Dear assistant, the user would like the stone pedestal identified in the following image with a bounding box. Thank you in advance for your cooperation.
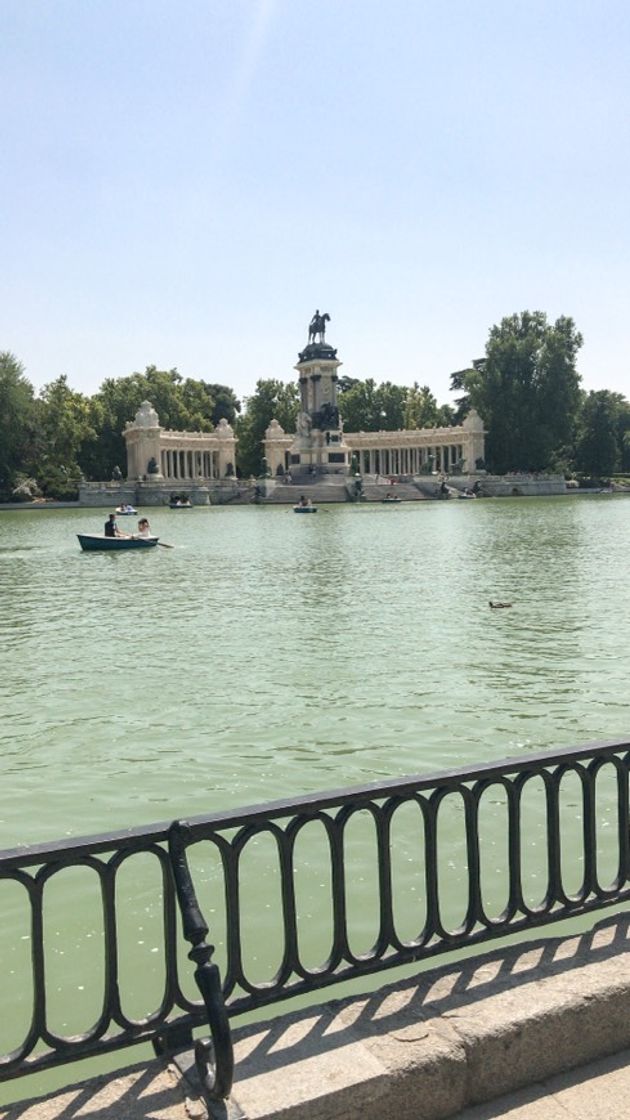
[289,343,351,477]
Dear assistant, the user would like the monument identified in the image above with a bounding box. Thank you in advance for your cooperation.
[263,313,487,484]
[284,311,352,477]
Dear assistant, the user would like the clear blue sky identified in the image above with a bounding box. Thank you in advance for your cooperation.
[2,0,629,406]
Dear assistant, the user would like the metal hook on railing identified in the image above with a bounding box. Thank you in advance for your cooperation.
[168,820,234,1102]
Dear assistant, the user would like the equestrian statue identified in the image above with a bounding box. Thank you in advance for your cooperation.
[308,310,330,345]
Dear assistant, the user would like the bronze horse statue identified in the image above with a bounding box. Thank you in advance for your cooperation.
[308,311,330,344]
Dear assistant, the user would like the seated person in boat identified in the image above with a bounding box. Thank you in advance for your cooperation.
[299,494,312,507]
[104,513,122,537]
[135,517,151,538]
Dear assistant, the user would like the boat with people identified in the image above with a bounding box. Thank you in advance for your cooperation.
[381,496,401,503]
[77,534,159,552]
[169,497,193,509]
[115,505,137,515]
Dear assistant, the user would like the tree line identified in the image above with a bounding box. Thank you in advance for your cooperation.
[2,310,629,499]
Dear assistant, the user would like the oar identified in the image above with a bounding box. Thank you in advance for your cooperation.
[127,533,175,549]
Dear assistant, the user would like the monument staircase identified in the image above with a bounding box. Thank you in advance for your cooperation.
[262,478,350,504]
[359,476,430,502]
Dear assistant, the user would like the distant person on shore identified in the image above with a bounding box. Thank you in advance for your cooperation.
[136,518,151,538]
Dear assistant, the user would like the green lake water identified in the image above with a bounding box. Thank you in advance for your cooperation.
[1,496,629,1100]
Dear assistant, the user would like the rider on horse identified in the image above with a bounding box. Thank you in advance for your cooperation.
[308,310,330,344]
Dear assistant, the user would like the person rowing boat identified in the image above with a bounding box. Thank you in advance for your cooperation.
[104,512,128,539]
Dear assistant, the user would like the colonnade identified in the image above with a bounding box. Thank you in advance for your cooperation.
[352,443,465,476]
[160,448,220,481]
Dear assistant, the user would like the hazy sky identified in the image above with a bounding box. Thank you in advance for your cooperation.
[3,0,629,406]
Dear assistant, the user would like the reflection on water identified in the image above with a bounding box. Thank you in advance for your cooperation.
[1,498,629,846]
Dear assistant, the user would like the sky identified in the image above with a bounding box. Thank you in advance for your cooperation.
[2,0,629,407]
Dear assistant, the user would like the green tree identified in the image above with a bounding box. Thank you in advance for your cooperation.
[338,378,407,431]
[575,391,630,477]
[0,352,36,493]
[82,368,241,481]
[34,376,96,497]
[404,383,448,429]
[205,383,241,426]
[375,381,406,429]
[451,312,583,473]
[236,379,299,477]
[338,378,380,431]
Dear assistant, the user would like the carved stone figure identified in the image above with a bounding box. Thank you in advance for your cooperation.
[296,411,312,437]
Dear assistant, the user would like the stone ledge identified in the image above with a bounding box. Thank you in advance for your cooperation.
[227,912,630,1120]
[5,913,630,1120]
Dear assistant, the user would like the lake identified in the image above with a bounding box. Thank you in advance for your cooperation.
[1,495,629,1100]
[1,497,628,847]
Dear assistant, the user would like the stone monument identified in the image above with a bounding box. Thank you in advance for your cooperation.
[285,311,351,477]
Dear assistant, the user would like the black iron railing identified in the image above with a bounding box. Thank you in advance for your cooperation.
[1,737,630,1102]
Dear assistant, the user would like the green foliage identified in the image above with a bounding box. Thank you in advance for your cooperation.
[205,383,241,426]
[79,368,241,482]
[404,383,454,429]
[338,378,454,434]
[575,391,630,477]
[451,312,583,473]
[0,352,36,491]
[236,379,299,477]
[338,378,407,431]
[35,375,95,478]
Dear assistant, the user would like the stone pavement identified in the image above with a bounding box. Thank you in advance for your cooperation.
[456,1046,630,1118]
[0,1060,206,1120]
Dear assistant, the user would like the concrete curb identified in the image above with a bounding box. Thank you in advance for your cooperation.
[5,914,630,1120]
[225,913,630,1119]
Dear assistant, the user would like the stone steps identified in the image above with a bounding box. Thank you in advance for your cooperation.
[263,483,350,504]
[360,481,428,502]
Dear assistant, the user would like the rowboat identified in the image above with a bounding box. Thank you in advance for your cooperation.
[294,506,317,513]
[77,534,159,552]
[169,501,193,509]
[381,497,401,504]
[115,506,137,515]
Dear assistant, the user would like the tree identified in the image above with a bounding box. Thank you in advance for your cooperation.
[236,379,299,477]
[375,381,406,430]
[34,376,96,497]
[338,378,407,432]
[575,391,630,478]
[205,383,241,426]
[0,352,36,493]
[338,378,380,431]
[451,312,583,473]
[404,383,455,429]
[81,368,241,481]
